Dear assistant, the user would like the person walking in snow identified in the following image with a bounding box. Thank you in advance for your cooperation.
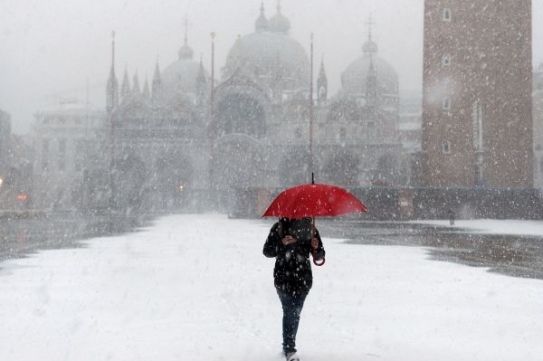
[263,217,326,361]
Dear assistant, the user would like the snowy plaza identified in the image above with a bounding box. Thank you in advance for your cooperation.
[1,214,542,361]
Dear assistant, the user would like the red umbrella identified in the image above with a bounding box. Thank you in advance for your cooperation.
[262,183,367,219]
[263,182,366,266]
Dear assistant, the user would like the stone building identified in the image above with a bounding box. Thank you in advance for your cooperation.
[19,1,404,217]
[106,29,209,212]
[533,63,543,191]
[0,109,11,207]
[422,0,533,188]
[31,99,105,210]
[100,2,405,214]
[0,109,10,177]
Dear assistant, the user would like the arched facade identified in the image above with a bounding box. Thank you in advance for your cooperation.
[101,3,405,213]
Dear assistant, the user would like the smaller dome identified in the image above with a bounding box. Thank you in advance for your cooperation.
[341,38,398,96]
[268,14,290,33]
[362,39,378,55]
[224,31,309,89]
[162,56,208,95]
[255,3,268,32]
[178,43,194,60]
[268,4,290,34]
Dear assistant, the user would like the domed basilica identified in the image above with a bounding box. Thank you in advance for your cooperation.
[105,2,404,212]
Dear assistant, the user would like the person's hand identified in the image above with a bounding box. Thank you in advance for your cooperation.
[311,237,319,249]
[281,235,297,246]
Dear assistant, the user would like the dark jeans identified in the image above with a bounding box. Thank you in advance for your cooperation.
[277,289,308,354]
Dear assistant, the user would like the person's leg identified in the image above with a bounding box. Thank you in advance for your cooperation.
[277,290,308,355]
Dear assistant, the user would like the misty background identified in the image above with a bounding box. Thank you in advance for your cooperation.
[2,0,543,134]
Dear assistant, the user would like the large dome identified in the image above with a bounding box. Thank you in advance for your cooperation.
[161,41,207,95]
[223,5,309,91]
[341,39,399,96]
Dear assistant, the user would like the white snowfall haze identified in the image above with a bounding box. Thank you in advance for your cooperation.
[1,214,542,361]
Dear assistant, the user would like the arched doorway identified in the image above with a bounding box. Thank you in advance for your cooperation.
[210,135,262,213]
[154,155,194,211]
[114,154,147,211]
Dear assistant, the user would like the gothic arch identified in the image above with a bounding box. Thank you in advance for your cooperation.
[153,153,195,209]
[214,73,272,139]
[114,153,147,209]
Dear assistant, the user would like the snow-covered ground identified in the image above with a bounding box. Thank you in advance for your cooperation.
[1,214,542,361]
[412,219,543,236]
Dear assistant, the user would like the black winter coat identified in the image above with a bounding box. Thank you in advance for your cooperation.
[263,220,325,294]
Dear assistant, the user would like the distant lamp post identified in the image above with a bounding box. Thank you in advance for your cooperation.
[0,178,3,188]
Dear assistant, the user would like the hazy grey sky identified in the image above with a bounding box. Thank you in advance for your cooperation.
[1,0,543,134]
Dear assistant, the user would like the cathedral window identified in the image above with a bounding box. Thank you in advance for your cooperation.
[442,54,451,66]
[442,8,451,22]
[442,141,451,154]
[42,139,49,170]
[442,97,451,111]
[340,127,346,141]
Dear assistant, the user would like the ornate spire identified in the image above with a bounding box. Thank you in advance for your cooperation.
[152,58,162,99]
[106,31,119,112]
[178,14,194,60]
[255,1,268,32]
[184,13,188,46]
[363,15,378,55]
[196,54,207,106]
[197,54,207,85]
[317,55,328,104]
[268,0,290,34]
[121,67,130,99]
[366,53,378,107]
[132,71,141,96]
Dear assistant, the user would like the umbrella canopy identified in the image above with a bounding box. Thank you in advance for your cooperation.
[262,183,367,219]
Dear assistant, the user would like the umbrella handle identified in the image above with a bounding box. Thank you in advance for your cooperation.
[310,218,325,266]
[311,249,325,266]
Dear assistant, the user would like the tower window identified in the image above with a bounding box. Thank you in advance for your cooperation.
[442,141,451,154]
[42,139,49,170]
[442,8,452,21]
[442,54,451,66]
[58,139,67,171]
[442,97,451,111]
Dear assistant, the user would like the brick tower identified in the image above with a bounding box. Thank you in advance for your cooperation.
[422,0,533,188]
